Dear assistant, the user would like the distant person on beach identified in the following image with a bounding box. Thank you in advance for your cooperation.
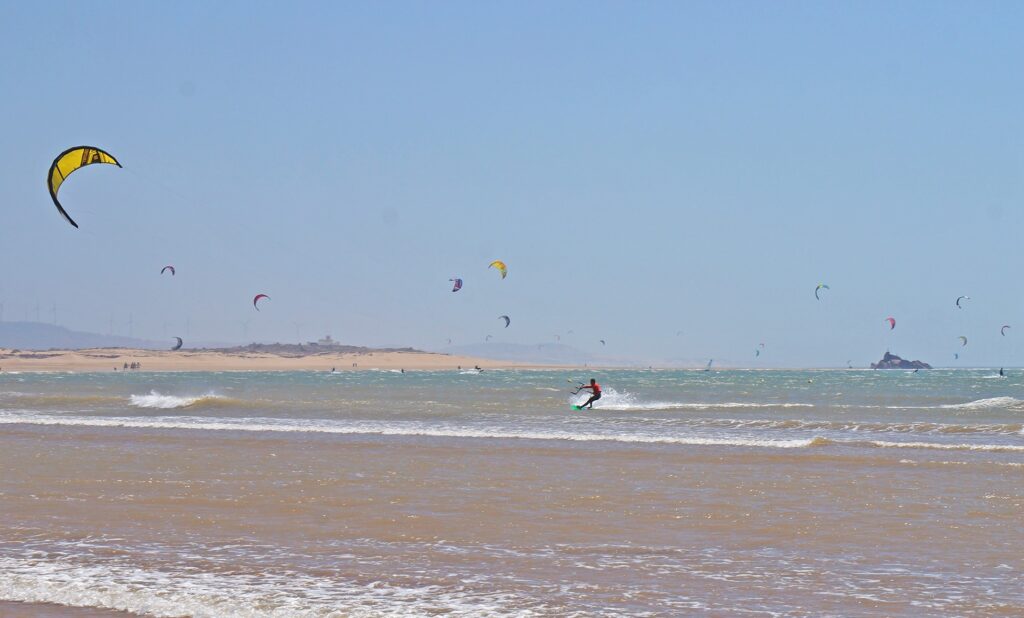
[577,378,602,409]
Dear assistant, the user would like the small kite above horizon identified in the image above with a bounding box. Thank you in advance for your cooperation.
[48,146,122,228]
[485,335,492,341]
[161,265,176,276]
[499,315,510,328]
[171,337,183,351]
[1002,325,1011,336]
[815,284,830,300]
[253,294,270,311]
[955,295,971,309]
[886,317,896,330]
[958,336,968,347]
[599,339,606,346]
[489,260,508,279]
[450,278,463,292]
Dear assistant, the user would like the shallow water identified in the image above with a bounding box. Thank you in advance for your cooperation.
[0,369,1021,616]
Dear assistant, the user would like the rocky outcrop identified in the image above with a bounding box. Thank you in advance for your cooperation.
[871,351,931,370]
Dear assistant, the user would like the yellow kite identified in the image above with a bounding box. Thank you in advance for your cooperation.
[47,146,122,228]
[489,260,507,279]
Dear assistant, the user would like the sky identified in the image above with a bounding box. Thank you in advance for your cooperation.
[0,1,1022,366]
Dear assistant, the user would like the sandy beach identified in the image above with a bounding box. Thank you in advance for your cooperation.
[0,347,547,373]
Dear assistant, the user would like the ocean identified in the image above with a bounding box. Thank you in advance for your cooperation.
[0,369,1020,616]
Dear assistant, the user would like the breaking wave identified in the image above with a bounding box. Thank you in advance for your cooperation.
[574,389,813,411]
[129,392,245,410]
[0,412,819,449]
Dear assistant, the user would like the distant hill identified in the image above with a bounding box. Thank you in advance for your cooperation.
[0,322,168,351]
[210,342,427,357]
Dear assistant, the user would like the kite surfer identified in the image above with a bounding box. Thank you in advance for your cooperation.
[575,378,602,409]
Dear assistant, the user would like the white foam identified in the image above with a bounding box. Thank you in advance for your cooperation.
[940,396,1024,410]
[0,554,534,617]
[890,397,1024,411]
[0,412,816,450]
[866,440,1024,453]
[129,391,220,409]
[573,388,813,411]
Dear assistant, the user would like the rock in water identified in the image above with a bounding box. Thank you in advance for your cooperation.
[871,352,931,370]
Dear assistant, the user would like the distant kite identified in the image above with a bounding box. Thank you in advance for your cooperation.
[161,265,176,276]
[485,335,492,341]
[815,284,830,300]
[955,295,970,309]
[1002,325,1011,336]
[253,294,270,311]
[450,278,463,292]
[886,317,896,330]
[489,260,508,279]
[958,336,968,347]
[499,315,510,328]
[599,339,606,346]
[48,146,122,228]
[171,337,183,351]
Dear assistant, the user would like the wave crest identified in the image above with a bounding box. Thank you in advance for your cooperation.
[574,389,813,411]
[129,391,227,410]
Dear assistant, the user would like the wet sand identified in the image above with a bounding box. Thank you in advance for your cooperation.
[0,600,135,616]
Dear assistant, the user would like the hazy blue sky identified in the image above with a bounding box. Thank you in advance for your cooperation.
[1,2,1022,366]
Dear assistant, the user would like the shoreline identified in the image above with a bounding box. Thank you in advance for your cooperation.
[0,600,137,616]
[0,347,562,373]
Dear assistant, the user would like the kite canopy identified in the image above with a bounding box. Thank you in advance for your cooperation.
[599,339,606,346]
[450,278,463,292]
[489,260,508,279]
[955,295,970,309]
[958,336,968,347]
[47,146,122,228]
[485,335,492,341]
[161,265,176,276]
[171,337,183,351]
[499,315,510,328]
[886,317,896,330]
[815,283,830,300]
[253,294,270,311]
[1002,325,1011,336]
